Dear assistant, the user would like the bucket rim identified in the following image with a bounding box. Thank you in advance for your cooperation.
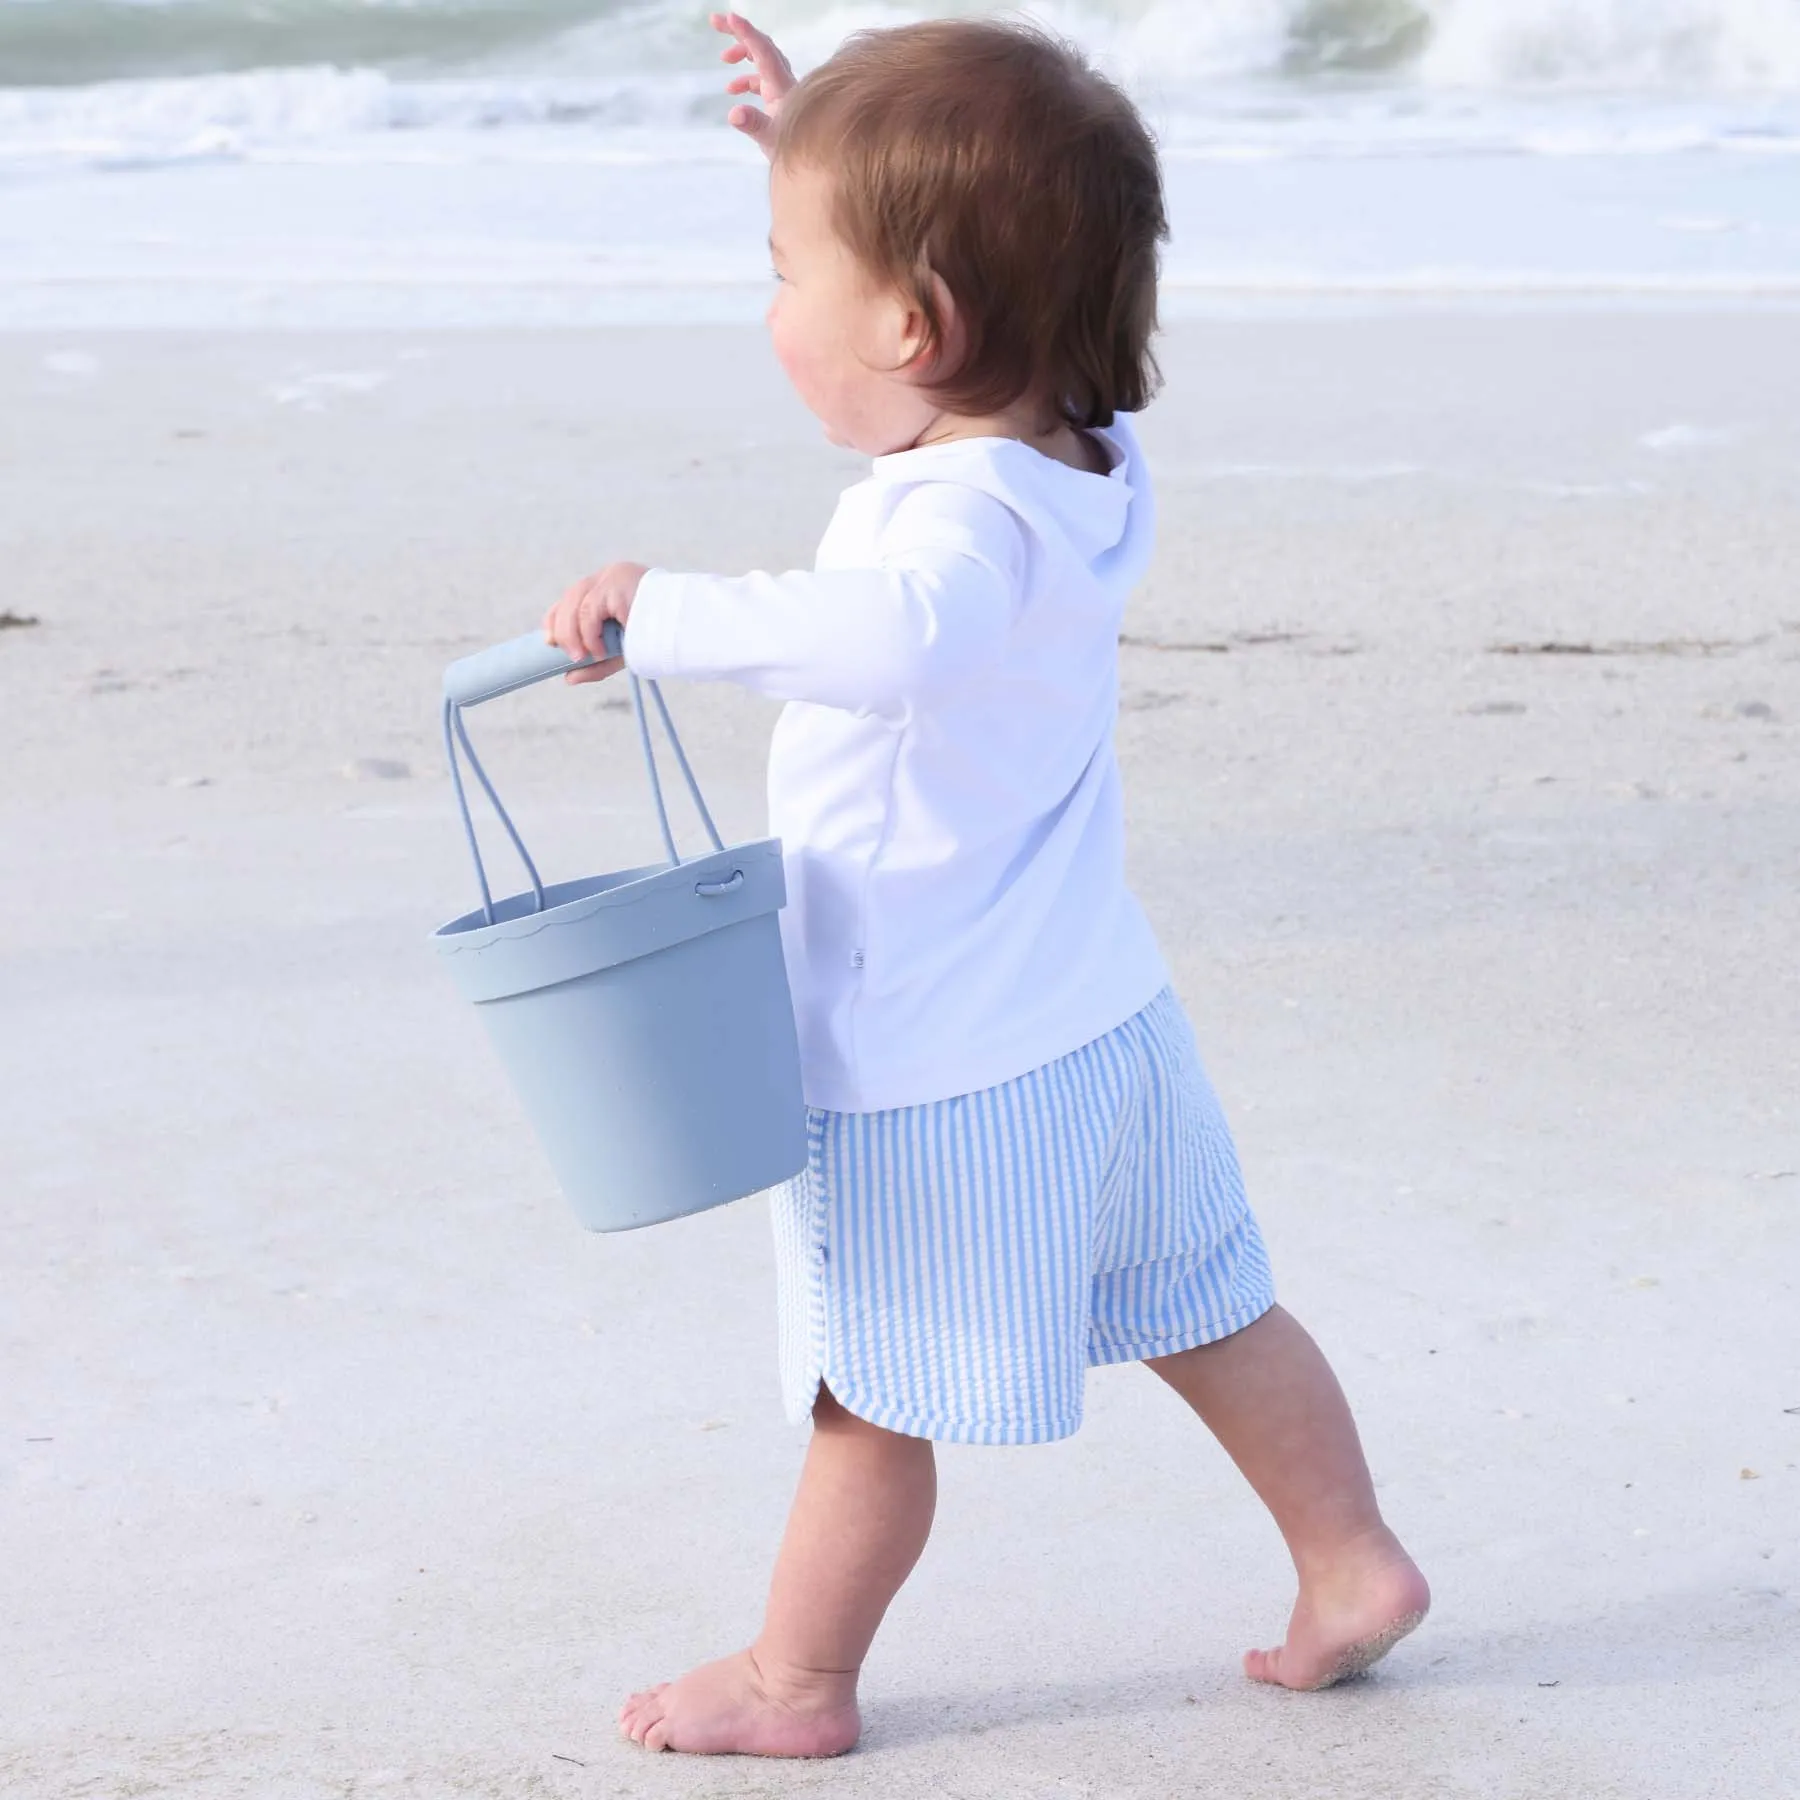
[430,836,782,957]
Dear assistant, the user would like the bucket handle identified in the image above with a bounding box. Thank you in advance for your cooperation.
[442,621,726,926]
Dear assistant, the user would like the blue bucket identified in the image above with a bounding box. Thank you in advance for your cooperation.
[430,625,806,1232]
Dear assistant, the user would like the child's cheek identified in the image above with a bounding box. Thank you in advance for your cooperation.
[769,303,832,430]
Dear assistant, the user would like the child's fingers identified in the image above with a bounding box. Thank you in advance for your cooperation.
[731,16,772,54]
[543,601,577,656]
[549,565,642,665]
[546,576,598,653]
[725,14,793,86]
[713,14,751,62]
[576,596,614,662]
[727,73,761,95]
[546,583,593,658]
[730,104,773,146]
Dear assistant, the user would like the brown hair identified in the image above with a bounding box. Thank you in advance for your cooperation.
[774,18,1167,429]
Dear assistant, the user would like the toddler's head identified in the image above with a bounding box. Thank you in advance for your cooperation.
[766,19,1167,457]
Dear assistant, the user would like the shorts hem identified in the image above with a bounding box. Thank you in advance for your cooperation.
[1085,1286,1277,1369]
[793,1370,1083,1447]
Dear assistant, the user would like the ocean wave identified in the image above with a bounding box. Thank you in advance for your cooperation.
[3,0,1798,176]
[0,63,735,171]
[7,62,1795,177]
[6,0,1800,92]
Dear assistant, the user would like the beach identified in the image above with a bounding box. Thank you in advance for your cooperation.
[3,313,1797,1795]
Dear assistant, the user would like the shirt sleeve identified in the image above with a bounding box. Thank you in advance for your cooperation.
[621,482,1026,721]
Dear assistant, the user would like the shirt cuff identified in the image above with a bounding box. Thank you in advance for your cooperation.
[622,569,685,678]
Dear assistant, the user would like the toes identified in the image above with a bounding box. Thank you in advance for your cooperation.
[1244,1642,1338,1692]
[619,1684,670,1746]
[1246,1644,1309,1688]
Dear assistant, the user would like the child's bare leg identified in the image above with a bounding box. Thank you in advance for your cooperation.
[619,1384,935,1755]
[1147,1305,1430,1690]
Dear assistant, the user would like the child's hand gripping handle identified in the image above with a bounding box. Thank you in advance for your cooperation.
[442,621,621,708]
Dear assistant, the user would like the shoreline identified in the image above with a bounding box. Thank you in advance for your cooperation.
[8,289,1800,332]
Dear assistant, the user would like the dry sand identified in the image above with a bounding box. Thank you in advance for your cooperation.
[3,315,1797,1797]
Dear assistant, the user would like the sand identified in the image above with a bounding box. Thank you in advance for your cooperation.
[3,315,1797,1797]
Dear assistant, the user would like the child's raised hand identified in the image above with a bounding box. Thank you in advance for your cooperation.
[711,11,796,156]
[543,561,648,685]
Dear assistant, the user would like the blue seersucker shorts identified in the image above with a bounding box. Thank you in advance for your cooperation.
[770,987,1276,1445]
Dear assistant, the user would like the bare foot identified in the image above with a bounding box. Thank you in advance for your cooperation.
[1245,1530,1431,1691]
[617,1648,861,1757]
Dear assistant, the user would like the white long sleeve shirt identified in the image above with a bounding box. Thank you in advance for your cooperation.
[623,417,1169,1114]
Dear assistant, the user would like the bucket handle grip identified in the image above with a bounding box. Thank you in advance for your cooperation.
[442,621,726,927]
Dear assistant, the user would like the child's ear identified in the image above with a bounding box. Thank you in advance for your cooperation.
[897,271,961,383]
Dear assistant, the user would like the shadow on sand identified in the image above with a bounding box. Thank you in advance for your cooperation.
[866,1579,1795,1749]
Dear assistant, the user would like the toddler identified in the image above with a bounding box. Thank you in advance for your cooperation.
[544,10,1429,1758]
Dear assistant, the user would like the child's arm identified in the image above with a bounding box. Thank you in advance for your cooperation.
[545,486,1026,721]
[627,557,1010,719]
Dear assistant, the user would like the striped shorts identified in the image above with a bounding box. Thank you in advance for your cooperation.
[770,987,1275,1445]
